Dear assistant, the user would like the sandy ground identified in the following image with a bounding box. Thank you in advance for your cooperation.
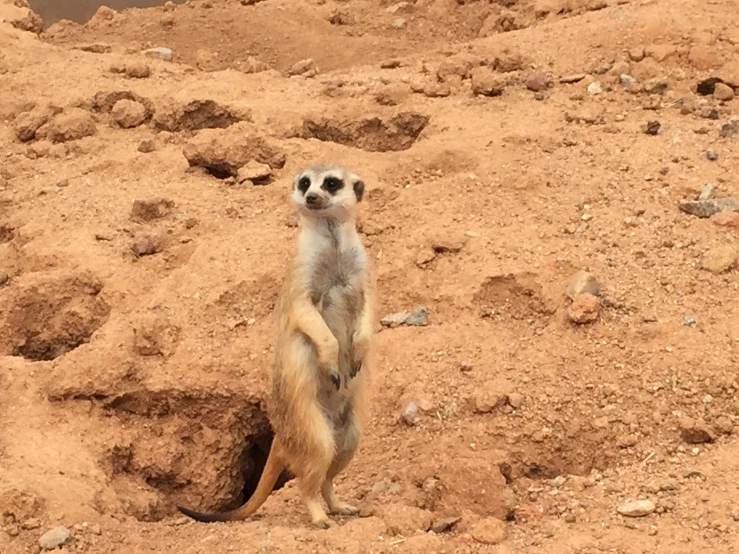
[1,0,739,552]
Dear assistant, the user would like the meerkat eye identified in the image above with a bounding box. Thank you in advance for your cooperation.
[322,176,344,194]
[298,177,311,193]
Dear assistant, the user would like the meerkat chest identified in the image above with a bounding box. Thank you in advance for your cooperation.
[309,243,365,295]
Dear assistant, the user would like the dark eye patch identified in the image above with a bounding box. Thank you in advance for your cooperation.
[298,176,311,193]
[322,176,344,195]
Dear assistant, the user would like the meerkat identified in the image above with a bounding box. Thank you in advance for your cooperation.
[177,163,375,529]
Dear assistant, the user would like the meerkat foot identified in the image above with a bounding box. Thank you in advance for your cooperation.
[328,502,359,516]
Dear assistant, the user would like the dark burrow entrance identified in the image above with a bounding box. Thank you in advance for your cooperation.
[238,428,293,508]
[28,0,185,29]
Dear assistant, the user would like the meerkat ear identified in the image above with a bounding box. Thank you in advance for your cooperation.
[352,178,365,202]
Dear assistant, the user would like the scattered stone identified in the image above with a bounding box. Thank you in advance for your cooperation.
[39,526,71,550]
[721,118,739,138]
[680,197,739,218]
[391,18,407,29]
[642,120,661,135]
[644,77,669,94]
[379,504,433,536]
[406,307,429,326]
[566,270,600,300]
[700,107,720,120]
[706,150,719,161]
[472,390,506,414]
[21,518,41,530]
[38,109,96,143]
[111,99,148,128]
[430,516,461,534]
[617,500,655,517]
[587,81,603,95]
[13,109,53,142]
[160,13,175,28]
[125,61,151,79]
[714,416,734,435]
[714,83,735,102]
[548,476,567,488]
[699,183,715,202]
[0,272,9,286]
[507,392,524,409]
[77,43,111,54]
[559,74,586,84]
[236,160,272,184]
[287,58,318,77]
[496,53,524,73]
[423,82,451,98]
[701,245,737,274]
[711,211,739,227]
[138,137,156,153]
[567,293,600,324]
[153,99,244,133]
[242,56,270,73]
[400,401,420,426]
[524,72,550,92]
[682,315,696,327]
[386,2,413,14]
[471,67,505,96]
[130,198,175,222]
[471,517,507,545]
[679,417,716,444]
[620,74,637,88]
[143,47,173,61]
[130,234,163,257]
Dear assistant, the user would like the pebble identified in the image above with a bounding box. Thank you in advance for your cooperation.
[548,476,567,488]
[143,47,173,61]
[617,500,656,517]
[620,74,637,88]
[507,392,524,409]
[701,245,737,274]
[706,150,718,160]
[125,61,151,78]
[391,18,407,29]
[430,516,460,534]
[714,82,735,102]
[138,137,156,153]
[679,417,716,444]
[524,72,551,92]
[682,315,696,326]
[0,272,8,286]
[130,234,162,257]
[39,526,72,550]
[567,293,600,324]
[710,211,739,227]
[237,160,272,184]
[471,67,506,97]
[287,58,318,77]
[400,401,420,426]
[721,118,739,137]
[406,307,429,326]
[587,81,602,95]
[566,270,600,300]
[642,120,661,135]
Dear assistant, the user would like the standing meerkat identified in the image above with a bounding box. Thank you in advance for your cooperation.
[177,163,376,529]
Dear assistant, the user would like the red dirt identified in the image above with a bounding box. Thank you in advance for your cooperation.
[1,0,739,552]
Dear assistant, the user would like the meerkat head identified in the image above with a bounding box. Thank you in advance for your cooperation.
[291,163,365,220]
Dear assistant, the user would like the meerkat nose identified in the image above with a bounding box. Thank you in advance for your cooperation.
[306,192,319,204]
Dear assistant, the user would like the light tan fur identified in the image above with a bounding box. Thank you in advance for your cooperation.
[177,163,375,528]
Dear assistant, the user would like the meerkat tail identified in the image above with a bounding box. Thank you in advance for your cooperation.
[176,443,284,523]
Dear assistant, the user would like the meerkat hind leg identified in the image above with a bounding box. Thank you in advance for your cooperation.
[321,418,361,516]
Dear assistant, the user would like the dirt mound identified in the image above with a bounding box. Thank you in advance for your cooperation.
[2,0,739,552]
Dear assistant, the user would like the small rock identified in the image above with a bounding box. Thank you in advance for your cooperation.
[471,67,505,96]
[391,18,407,29]
[143,47,173,61]
[682,315,696,327]
[507,392,524,409]
[617,500,656,517]
[0,272,8,286]
[125,61,150,79]
[566,270,600,300]
[111,99,147,128]
[496,53,524,73]
[423,81,451,98]
[400,401,420,426]
[629,47,645,62]
[131,234,162,257]
[642,120,661,135]
[710,211,739,227]
[78,43,112,54]
[706,150,719,161]
[138,137,156,153]
[567,293,600,324]
[679,417,716,444]
[587,82,603,95]
[548,476,567,488]
[406,307,429,326]
[287,58,318,77]
[21,518,41,530]
[14,109,53,142]
[644,77,669,94]
[160,13,175,28]
[714,416,734,435]
[620,74,637,88]
[130,198,175,222]
[430,516,460,534]
[386,2,413,14]
[720,118,739,138]
[559,74,586,83]
[381,311,410,328]
[714,83,735,102]
[39,526,72,550]
[471,517,507,545]
[701,245,737,274]
[237,160,272,184]
[524,72,550,92]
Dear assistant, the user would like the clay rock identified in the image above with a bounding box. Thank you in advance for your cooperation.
[182,122,286,177]
[39,526,71,550]
[566,270,600,300]
[679,417,716,444]
[702,245,737,274]
[130,233,163,257]
[112,99,148,128]
[236,160,272,184]
[471,67,505,96]
[710,212,739,227]
[13,108,57,142]
[152,99,245,132]
[133,315,181,357]
[8,5,43,34]
[143,47,173,61]
[617,500,655,517]
[287,58,318,77]
[437,55,479,81]
[377,503,433,536]
[567,293,600,324]
[37,109,96,143]
[471,517,507,545]
[242,56,270,74]
[714,83,735,102]
[524,72,551,92]
[130,198,175,222]
[125,61,151,79]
